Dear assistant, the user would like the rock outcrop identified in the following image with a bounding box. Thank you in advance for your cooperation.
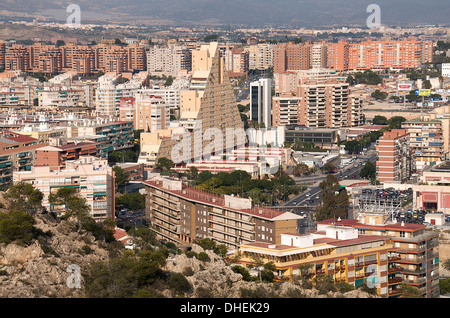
[0,214,110,298]
[163,244,381,298]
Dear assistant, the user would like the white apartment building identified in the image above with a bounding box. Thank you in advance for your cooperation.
[95,73,141,118]
[442,63,450,78]
[310,43,328,69]
[38,85,92,109]
[13,156,115,221]
[147,45,192,77]
[247,43,274,70]
[250,78,272,128]
[134,92,169,132]
[138,78,190,112]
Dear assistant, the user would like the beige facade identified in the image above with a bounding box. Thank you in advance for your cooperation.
[144,177,301,250]
[247,43,273,70]
[13,156,115,221]
[156,42,246,165]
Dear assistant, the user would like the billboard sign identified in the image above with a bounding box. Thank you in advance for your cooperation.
[398,82,412,91]
[415,89,431,96]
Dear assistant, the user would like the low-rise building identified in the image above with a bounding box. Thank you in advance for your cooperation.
[0,130,43,187]
[236,225,396,297]
[35,140,97,168]
[143,177,302,250]
[319,217,440,298]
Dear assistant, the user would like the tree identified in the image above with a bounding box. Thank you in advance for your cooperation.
[400,284,423,298]
[360,161,376,181]
[204,34,219,42]
[372,115,388,125]
[371,89,388,100]
[3,182,44,215]
[115,192,145,211]
[56,40,66,47]
[321,162,335,173]
[108,150,137,164]
[440,278,450,295]
[315,175,349,221]
[187,166,199,180]
[422,80,432,89]
[48,187,91,233]
[164,75,174,87]
[113,166,130,189]
[156,157,173,171]
[84,249,168,298]
[167,272,192,295]
[128,226,158,251]
[0,210,36,245]
[231,265,254,281]
[387,116,407,130]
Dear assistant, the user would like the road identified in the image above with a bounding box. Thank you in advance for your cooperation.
[281,147,378,220]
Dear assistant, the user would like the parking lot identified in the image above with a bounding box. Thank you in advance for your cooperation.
[357,187,413,206]
[356,187,450,225]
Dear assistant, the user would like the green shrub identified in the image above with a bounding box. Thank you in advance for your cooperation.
[0,211,36,245]
[167,273,191,294]
[185,251,198,258]
[336,281,355,293]
[80,245,93,255]
[231,265,253,282]
[182,266,194,277]
[197,252,210,262]
[196,287,214,298]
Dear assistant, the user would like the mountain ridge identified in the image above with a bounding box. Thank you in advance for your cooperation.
[0,0,448,27]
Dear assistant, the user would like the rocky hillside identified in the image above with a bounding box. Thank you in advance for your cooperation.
[162,244,380,298]
[0,212,383,298]
[0,213,112,298]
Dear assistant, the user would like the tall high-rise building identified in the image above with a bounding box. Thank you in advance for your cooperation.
[272,94,300,127]
[402,115,449,171]
[154,42,246,164]
[250,78,272,128]
[247,43,274,70]
[147,44,192,77]
[0,41,5,69]
[310,42,328,69]
[376,129,412,183]
[297,78,356,128]
[95,73,142,118]
[224,47,249,77]
[134,92,169,132]
[273,42,312,73]
[13,156,115,221]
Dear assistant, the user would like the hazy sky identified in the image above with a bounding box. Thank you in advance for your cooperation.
[1,0,449,26]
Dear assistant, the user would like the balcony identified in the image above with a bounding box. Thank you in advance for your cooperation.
[388,289,402,296]
[388,266,403,273]
[388,277,402,284]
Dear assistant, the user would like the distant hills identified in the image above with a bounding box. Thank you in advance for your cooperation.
[0,0,449,27]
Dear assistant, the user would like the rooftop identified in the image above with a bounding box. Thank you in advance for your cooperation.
[318,218,426,232]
